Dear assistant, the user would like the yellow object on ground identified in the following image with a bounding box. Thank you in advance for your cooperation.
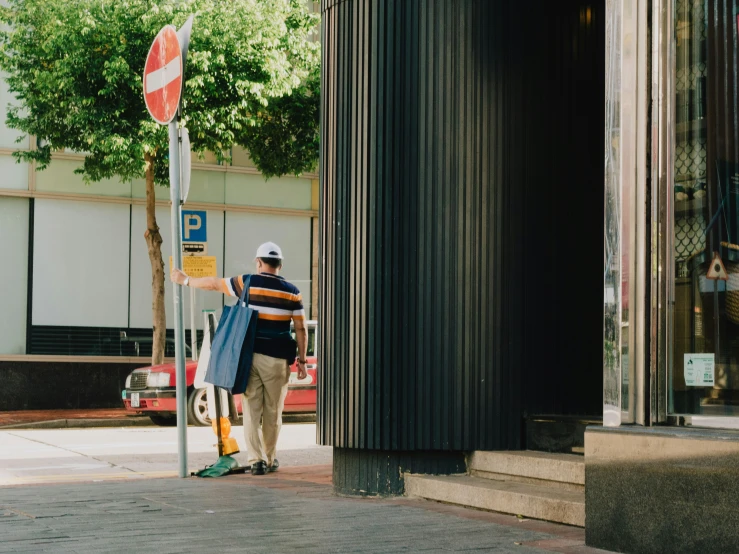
[212,416,240,456]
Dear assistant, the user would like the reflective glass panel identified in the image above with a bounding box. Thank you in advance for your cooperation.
[671,0,739,416]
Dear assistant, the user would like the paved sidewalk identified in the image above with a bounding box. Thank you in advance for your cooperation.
[0,424,331,485]
[0,465,612,554]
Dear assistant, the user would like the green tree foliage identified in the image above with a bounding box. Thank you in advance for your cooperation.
[0,0,319,363]
[0,0,319,180]
[243,69,319,178]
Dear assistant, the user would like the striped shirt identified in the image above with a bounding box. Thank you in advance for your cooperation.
[220,273,305,344]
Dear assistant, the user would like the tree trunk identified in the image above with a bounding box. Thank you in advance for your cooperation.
[143,153,166,366]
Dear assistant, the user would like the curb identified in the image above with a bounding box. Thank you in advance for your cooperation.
[0,412,315,430]
[283,413,316,424]
[0,417,155,430]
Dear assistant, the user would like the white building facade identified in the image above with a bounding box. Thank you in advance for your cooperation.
[0,75,318,409]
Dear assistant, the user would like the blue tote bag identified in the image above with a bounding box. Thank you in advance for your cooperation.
[205,275,258,395]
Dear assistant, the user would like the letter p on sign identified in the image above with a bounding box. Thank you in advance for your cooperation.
[181,210,207,242]
[184,214,201,239]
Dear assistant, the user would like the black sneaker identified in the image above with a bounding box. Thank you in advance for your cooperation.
[251,461,267,476]
[269,459,279,473]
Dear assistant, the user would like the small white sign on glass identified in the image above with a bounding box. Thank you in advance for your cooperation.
[684,353,715,387]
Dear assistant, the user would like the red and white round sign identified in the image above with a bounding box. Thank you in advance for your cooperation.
[143,25,182,125]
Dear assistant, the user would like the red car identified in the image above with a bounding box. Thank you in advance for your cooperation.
[122,321,318,426]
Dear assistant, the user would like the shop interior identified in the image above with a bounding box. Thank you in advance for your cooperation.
[518,0,606,450]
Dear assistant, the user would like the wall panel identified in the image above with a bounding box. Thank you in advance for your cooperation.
[0,198,28,354]
[0,156,28,190]
[32,199,129,327]
[224,213,312,313]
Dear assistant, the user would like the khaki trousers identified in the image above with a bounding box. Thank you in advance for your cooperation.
[242,353,290,466]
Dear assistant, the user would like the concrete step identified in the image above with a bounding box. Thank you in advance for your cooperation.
[404,473,585,527]
[469,450,584,490]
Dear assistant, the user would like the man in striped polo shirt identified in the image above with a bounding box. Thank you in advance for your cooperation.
[170,242,308,475]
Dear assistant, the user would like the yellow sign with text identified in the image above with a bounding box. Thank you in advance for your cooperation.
[169,256,218,278]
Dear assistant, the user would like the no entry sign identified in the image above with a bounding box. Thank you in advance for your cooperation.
[143,25,182,125]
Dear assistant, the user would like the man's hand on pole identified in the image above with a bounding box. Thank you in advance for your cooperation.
[171,268,188,286]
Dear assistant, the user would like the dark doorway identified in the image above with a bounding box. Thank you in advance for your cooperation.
[519,1,606,451]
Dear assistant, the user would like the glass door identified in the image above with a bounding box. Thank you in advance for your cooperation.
[670,0,739,418]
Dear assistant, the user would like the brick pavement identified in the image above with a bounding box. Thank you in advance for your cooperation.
[0,464,612,554]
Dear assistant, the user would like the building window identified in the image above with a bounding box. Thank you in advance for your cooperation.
[671,0,739,416]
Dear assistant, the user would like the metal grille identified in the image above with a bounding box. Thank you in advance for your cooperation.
[674,0,708,267]
[28,325,202,357]
[675,139,706,175]
[676,213,707,270]
[129,370,150,390]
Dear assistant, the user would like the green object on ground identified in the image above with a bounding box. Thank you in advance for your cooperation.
[194,456,241,478]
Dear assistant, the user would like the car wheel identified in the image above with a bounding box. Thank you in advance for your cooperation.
[187,387,211,426]
[149,414,177,427]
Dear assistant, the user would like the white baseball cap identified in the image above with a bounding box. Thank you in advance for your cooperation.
[255,241,283,260]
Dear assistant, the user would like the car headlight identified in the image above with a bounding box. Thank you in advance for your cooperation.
[125,375,132,388]
[148,373,171,388]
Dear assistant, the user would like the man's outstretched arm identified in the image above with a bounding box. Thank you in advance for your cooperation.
[170,268,230,294]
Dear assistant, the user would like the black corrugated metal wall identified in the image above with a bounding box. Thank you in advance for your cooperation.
[318,0,605,490]
[319,0,527,454]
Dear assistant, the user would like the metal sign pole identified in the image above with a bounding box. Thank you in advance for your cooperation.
[174,15,193,480]
[170,119,188,478]
[144,15,194,480]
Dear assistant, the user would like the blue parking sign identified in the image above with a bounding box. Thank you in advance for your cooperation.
[181,210,207,242]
